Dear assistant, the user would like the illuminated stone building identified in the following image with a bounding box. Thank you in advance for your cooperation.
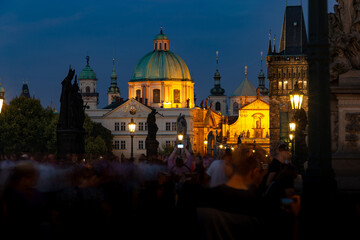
[266,5,308,152]
[86,28,196,160]
[128,27,195,109]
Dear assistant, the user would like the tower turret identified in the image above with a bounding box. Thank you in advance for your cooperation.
[107,58,120,104]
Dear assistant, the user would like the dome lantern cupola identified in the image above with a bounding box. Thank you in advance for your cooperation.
[154,26,169,51]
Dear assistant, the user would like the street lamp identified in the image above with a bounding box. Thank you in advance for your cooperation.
[289,80,307,175]
[219,144,223,149]
[0,83,5,114]
[289,121,296,132]
[128,118,136,158]
[178,134,184,141]
[289,81,304,110]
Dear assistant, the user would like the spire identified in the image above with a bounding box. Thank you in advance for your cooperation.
[273,34,277,53]
[210,50,225,96]
[108,57,120,101]
[111,57,118,82]
[160,25,163,34]
[245,65,248,79]
[267,31,272,55]
[258,51,269,96]
[86,56,90,66]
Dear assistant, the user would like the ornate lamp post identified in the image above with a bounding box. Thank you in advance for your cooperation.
[0,83,5,114]
[128,118,136,159]
[289,81,307,174]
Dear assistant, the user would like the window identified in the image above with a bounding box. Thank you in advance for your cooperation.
[165,43,167,50]
[303,81,307,89]
[120,140,126,150]
[145,122,148,131]
[121,122,126,131]
[233,102,239,114]
[173,89,180,103]
[166,141,171,147]
[115,122,119,131]
[139,122,144,131]
[155,43,157,50]
[139,140,144,150]
[166,122,171,131]
[172,122,177,131]
[284,81,288,90]
[153,89,160,103]
[215,102,221,111]
[278,81,283,90]
[86,86,90,93]
[136,89,141,100]
[114,140,120,150]
[159,43,162,50]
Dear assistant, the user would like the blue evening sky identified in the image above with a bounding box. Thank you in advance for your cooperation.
[0,0,337,110]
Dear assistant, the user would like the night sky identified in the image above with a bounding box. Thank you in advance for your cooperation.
[0,0,337,110]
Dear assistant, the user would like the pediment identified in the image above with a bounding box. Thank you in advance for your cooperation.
[103,98,153,118]
[241,98,269,110]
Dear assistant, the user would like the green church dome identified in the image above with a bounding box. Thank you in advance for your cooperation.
[130,51,191,82]
[79,56,97,80]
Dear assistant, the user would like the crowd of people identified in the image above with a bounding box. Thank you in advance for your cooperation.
[0,143,302,240]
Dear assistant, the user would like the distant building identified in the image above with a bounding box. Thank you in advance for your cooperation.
[78,56,99,110]
[86,28,201,160]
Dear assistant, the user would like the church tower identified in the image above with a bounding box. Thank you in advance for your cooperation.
[78,56,99,110]
[20,81,31,98]
[266,5,308,149]
[107,58,120,105]
[208,51,227,116]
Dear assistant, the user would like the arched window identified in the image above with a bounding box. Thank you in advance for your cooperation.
[136,89,141,100]
[215,102,221,111]
[159,43,162,50]
[86,86,90,93]
[233,102,239,114]
[173,89,180,103]
[155,43,157,50]
[153,89,160,103]
[165,43,167,50]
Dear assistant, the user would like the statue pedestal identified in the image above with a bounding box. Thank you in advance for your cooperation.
[331,70,360,190]
[57,129,86,162]
[145,138,159,160]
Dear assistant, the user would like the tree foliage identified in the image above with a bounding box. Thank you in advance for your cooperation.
[83,114,113,158]
[0,96,57,155]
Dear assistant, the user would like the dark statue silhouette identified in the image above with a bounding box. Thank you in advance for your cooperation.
[57,67,86,162]
[146,108,159,160]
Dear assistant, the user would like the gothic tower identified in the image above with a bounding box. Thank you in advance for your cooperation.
[266,5,308,150]
[107,58,120,105]
[78,56,99,110]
